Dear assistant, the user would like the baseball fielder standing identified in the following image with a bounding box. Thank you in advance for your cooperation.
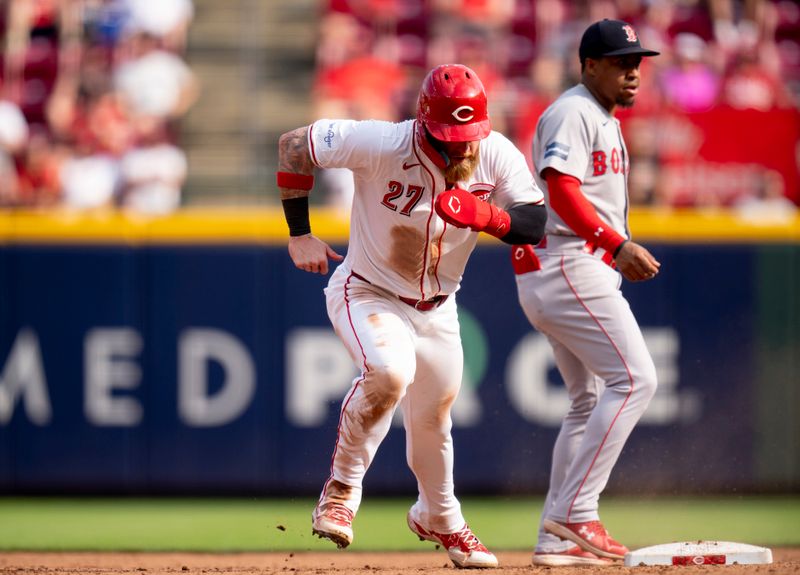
[512,19,661,567]
[277,64,545,568]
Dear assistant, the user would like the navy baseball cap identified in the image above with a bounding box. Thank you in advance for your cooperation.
[579,19,660,63]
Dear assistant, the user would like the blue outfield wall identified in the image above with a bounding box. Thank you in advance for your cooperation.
[0,241,796,495]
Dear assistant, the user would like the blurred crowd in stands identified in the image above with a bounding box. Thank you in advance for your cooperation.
[0,0,196,213]
[314,0,800,215]
[2,0,797,215]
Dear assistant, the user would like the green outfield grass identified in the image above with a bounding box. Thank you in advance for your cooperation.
[0,496,798,552]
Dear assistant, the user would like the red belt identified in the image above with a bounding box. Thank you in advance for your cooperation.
[397,294,448,311]
[351,272,448,311]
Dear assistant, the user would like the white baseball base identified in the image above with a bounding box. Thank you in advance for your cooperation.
[624,541,773,567]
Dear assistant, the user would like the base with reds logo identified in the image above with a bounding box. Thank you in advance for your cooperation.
[625,541,773,566]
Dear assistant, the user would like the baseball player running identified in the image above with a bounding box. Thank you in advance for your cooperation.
[511,19,661,567]
[277,64,545,569]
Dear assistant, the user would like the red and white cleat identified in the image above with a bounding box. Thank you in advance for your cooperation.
[407,513,498,569]
[312,502,354,549]
[532,545,614,566]
[543,519,629,560]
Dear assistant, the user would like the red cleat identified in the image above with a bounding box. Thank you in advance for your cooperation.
[312,502,354,549]
[532,545,614,566]
[543,519,628,560]
[407,513,498,568]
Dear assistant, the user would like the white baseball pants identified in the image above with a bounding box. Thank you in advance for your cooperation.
[318,265,466,532]
[515,241,657,552]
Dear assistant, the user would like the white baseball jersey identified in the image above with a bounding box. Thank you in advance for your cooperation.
[308,117,542,538]
[533,84,630,240]
[309,118,542,300]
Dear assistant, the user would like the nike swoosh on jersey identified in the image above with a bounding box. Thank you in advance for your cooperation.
[402,162,420,170]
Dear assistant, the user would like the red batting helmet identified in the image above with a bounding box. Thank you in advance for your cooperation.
[417,64,491,142]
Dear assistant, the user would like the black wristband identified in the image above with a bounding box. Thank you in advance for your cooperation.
[613,240,628,258]
[281,197,311,237]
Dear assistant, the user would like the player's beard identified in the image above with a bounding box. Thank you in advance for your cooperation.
[444,148,480,183]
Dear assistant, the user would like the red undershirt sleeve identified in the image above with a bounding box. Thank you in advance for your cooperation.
[545,169,627,255]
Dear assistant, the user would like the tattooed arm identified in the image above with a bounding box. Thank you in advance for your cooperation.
[277,127,315,200]
[277,125,343,274]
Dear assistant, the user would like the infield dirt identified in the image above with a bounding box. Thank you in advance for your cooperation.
[1,549,799,575]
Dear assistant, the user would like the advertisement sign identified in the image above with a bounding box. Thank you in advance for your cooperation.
[622,107,800,206]
[2,240,792,494]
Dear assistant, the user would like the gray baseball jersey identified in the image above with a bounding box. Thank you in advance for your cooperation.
[517,83,657,552]
[533,84,631,240]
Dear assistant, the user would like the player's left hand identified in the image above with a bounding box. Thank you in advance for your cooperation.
[288,234,343,274]
[435,188,477,229]
[434,188,510,237]
[614,241,660,282]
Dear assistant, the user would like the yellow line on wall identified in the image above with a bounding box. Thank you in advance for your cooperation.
[0,208,347,244]
[0,207,797,244]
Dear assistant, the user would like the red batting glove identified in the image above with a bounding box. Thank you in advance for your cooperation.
[434,188,511,239]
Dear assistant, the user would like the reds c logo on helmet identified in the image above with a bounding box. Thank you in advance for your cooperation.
[417,64,491,142]
[451,105,475,122]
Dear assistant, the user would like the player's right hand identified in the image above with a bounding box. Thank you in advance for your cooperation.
[614,241,660,282]
[288,234,343,275]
